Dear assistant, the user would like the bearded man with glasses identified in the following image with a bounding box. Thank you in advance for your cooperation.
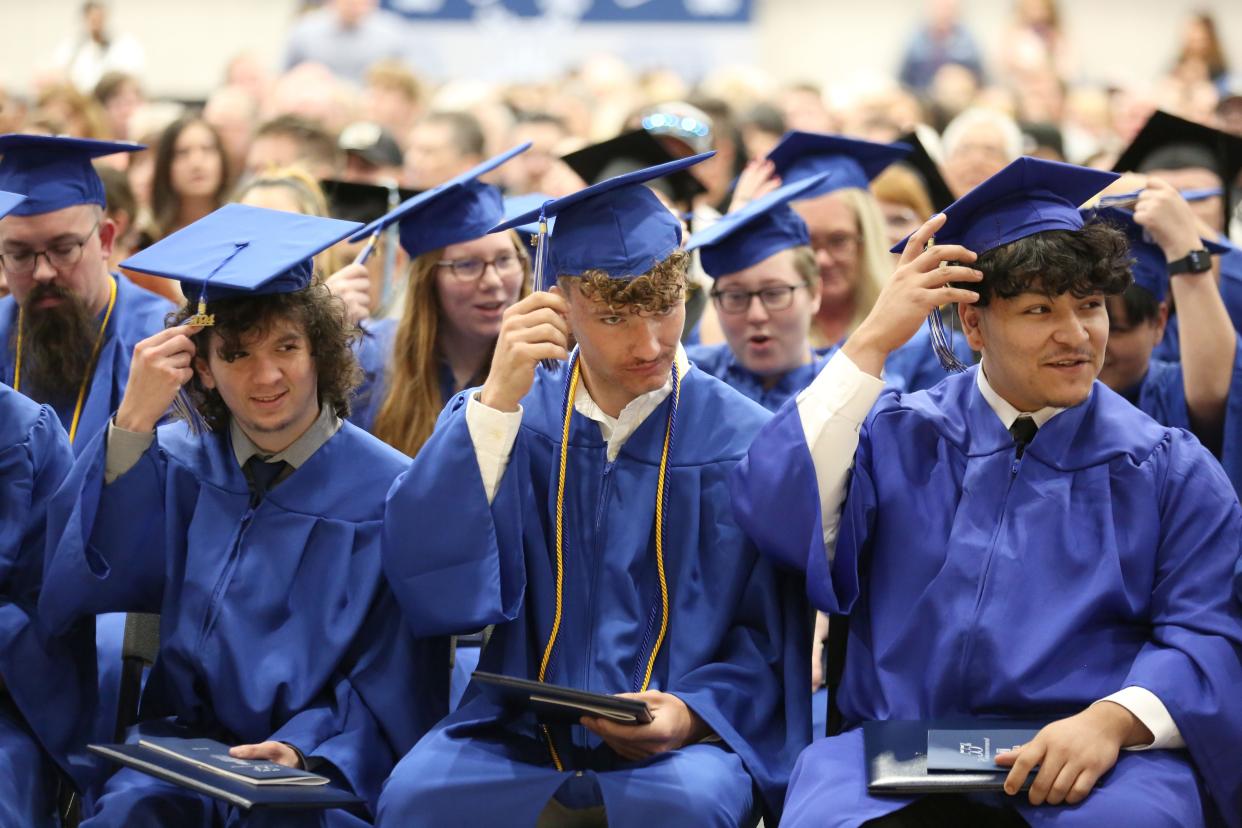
[0,135,173,451]
[0,135,174,812]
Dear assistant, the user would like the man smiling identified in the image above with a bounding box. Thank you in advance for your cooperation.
[733,157,1242,827]
[40,205,448,826]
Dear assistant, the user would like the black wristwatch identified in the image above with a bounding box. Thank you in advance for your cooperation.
[1167,249,1212,275]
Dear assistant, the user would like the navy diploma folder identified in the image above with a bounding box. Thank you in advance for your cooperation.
[88,743,365,810]
[864,719,1048,795]
[472,671,654,725]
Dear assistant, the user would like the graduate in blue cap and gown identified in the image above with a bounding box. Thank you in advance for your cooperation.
[1112,111,1242,362]
[0,188,98,826]
[1086,183,1242,495]
[0,133,174,777]
[684,173,834,411]
[732,156,1242,827]
[0,134,172,446]
[378,155,810,827]
[741,130,974,392]
[348,143,531,437]
[39,204,449,827]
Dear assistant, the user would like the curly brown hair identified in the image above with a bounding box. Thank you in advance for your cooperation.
[970,224,1133,306]
[558,249,688,313]
[168,282,361,431]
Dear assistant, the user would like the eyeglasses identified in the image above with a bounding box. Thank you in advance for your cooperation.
[809,232,860,255]
[0,220,100,277]
[435,253,523,282]
[710,284,803,315]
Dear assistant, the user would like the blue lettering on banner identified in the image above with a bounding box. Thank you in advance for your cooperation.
[382,0,752,23]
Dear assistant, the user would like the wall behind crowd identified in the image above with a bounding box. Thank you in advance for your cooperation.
[3,0,1240,100]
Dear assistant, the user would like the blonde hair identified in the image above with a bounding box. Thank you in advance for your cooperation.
[373,232,531,457]
[231,166,341,275]
[839,187,891,330]
[871,165,933,224]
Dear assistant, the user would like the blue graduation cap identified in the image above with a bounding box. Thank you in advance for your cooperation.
[501,193,555,258]
[1084,204,1228,303]
[503,193,555,238]
[765,132,910,199]
[0,190,27,220]
[891,157,1120,255]
[686,173,830,277]
[348,143,530,258]
[891,157,1119,372]
[491,152,713,290]
[0,134,143,216]
[121,203,362,324]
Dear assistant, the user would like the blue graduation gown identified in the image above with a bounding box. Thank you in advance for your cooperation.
[39,420,448,825]
[1127,337,1242,495]
[0,385,93,826]
[732,369,1242,827]
[349,318,464,434]
[0,274,174,452]
[0,273,173,756]
[686,343,831,412]
[1155,241,1242,362]
[379,366,811,827]
[881,321,975,392]
[348,318,396,433]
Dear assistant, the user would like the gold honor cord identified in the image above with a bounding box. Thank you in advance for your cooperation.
[13,275,118,444]
[538,349,680,770]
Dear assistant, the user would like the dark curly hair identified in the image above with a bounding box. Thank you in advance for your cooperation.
[558,249,688,314]
[969,224,1133,307]
[168,282,361,431]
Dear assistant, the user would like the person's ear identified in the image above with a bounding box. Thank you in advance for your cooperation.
[805,277,823,316]
[194,352,216,391]
[1153,301,1170,343]
[97,216,118,259]
[959,300,986,352]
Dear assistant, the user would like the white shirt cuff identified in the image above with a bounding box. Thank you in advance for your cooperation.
[1095,687,1185,750]
[104,420,156,485]
[796,350,887,444]
[794,350,886,561]
[465,393,523,505]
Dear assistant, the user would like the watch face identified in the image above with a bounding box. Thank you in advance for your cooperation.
[1188,249,1212,272]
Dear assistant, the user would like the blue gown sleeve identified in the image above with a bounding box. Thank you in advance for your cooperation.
[39,424,169,636]
[383,397,528,635]
[0,404,101,791]
[1235,553,1242,606]
[267,588,445,814]
[729,398,871,614]
[1122,432,1242,825]
[1215,332,1242,495]
[667,548,810,818]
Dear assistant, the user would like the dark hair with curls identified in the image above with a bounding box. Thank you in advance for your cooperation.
[168,282,361,431]
[969,224,1133,307]
[558,249,689,314]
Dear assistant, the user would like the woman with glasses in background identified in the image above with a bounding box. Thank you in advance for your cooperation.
[349,146,532,459]
[733,132,974,392]
[685,175,828,412]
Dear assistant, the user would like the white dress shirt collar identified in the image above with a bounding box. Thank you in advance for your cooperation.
[574,345,690,462]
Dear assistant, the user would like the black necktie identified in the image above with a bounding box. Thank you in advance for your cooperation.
[243,455,289,501]
[1009,416,1038,459]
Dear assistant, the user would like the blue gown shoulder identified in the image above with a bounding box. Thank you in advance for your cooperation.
[869,367,1176,470]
